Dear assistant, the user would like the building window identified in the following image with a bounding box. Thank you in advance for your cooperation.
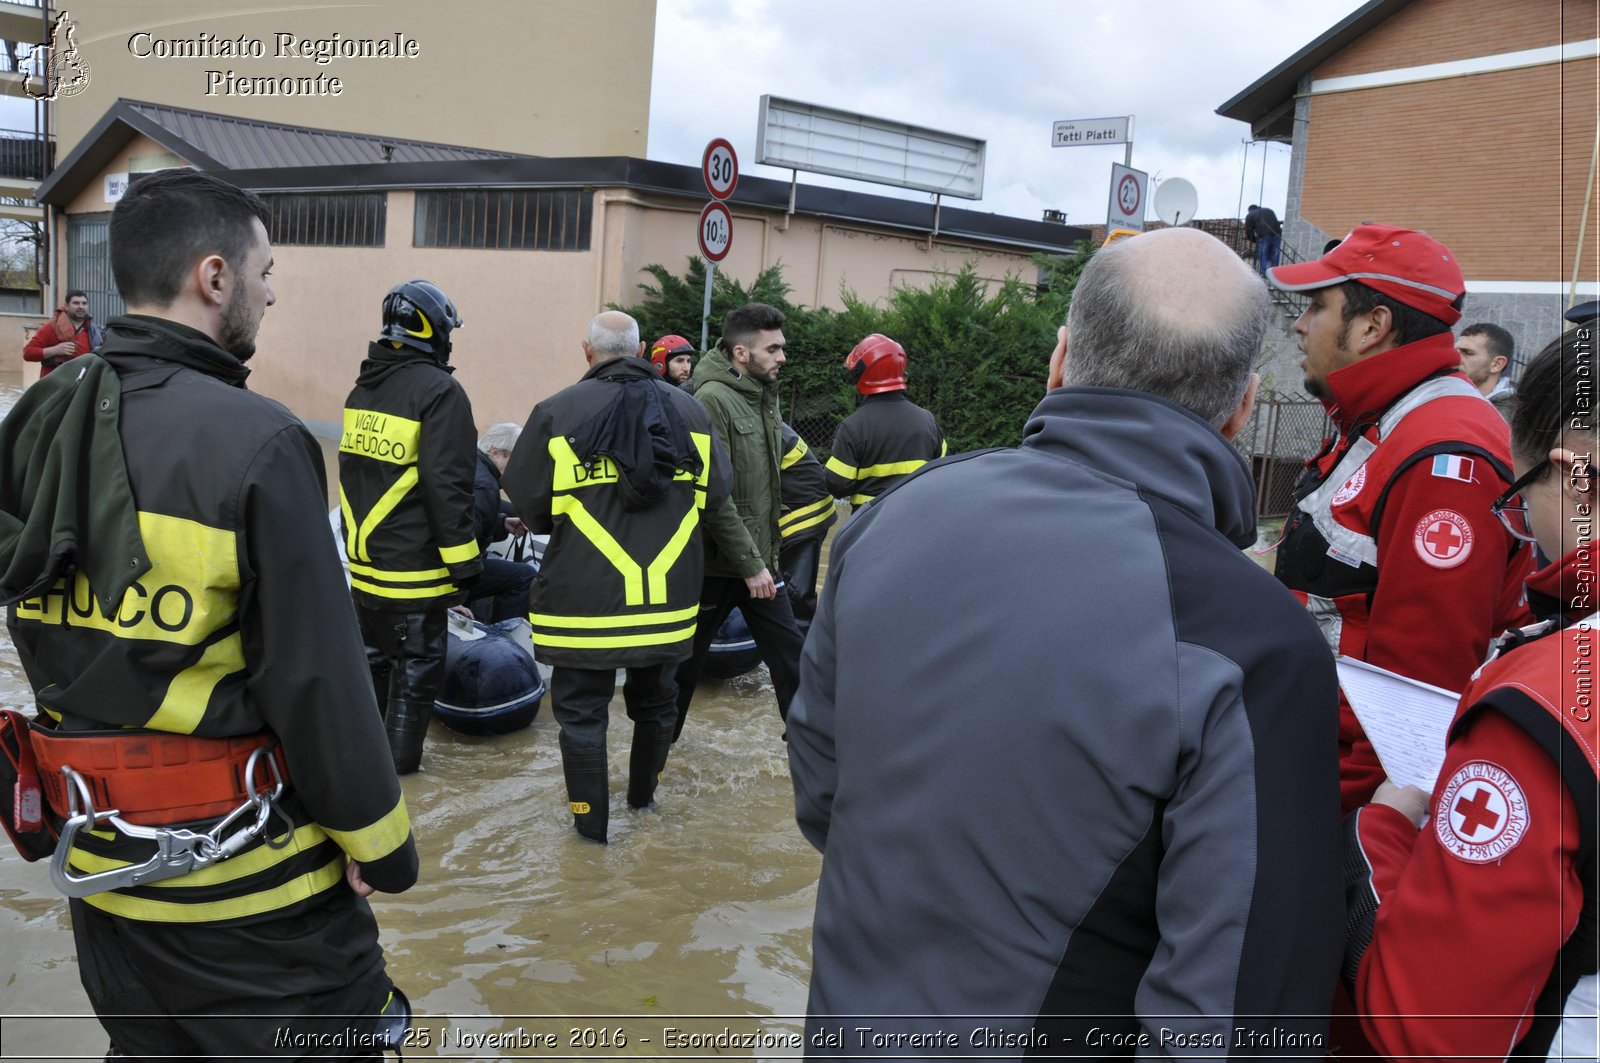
[263,192,386,247]
[413,189,592,251]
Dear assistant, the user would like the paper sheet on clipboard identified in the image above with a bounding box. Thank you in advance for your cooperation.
[1337,657,1461,792]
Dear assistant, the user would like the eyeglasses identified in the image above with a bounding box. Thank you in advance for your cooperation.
[1490,458,1550,543]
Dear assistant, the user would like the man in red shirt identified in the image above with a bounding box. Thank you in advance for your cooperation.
[24,289,103,375]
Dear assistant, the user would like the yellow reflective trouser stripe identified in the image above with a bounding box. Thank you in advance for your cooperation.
[533,625,698,649]
[780,497,835,538]
[438,539,480,565]
[781,438,809,469]
[67,823,328,887]
[851,494,876,505]
[825,455,859,479]
[647,507,700,603]
[350,577,458,600]
[80,855,346,923]
[349,466,420,563]
[552,495,644,605]
[144,631,245,735]
[322,795,411,863]
[530,605,700,630]
[348,561,451,582]
[939,439,948,457]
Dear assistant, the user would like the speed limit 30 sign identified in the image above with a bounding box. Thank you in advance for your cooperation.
[702,138,738,200]
[698,200,733,262]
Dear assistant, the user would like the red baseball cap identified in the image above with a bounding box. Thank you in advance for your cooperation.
[1268,224,1465,325]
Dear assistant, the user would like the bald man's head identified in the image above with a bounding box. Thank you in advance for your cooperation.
[584,310,642,364]
[1062,227,1268,426]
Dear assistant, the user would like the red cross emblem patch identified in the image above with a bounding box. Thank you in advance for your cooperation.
[1434,760,1529,864]
[1414,509,1474,568]
[1332,466,1367,507]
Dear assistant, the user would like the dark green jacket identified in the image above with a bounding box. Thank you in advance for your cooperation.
[0,353,146,609]
[691,346,782,579]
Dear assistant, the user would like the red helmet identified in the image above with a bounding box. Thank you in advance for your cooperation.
[845,333,907,395]
[649,334,695,375]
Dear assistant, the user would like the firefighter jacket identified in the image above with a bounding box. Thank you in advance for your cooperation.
[778,423,837,549]
[1344,546,1598,1060]
[824,392,946,505]
[3,316,418,926]
[339,343,482,611]
[500,356,732,669]
[690,346,783,579]
[1274,334,1531,813]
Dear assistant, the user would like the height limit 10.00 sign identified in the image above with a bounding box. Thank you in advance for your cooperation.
[698,200,733,262]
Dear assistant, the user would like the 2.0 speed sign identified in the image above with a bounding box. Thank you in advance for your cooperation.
[698,200,733,262]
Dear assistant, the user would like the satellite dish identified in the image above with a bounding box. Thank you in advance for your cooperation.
[1152,178,1199,226]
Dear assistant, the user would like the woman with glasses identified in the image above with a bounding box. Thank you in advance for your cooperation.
[1342,325,1598,1062]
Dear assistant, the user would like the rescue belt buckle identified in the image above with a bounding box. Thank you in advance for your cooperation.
[49,742,288,898]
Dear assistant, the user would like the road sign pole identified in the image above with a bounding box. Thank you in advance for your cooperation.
[701,260,716,354]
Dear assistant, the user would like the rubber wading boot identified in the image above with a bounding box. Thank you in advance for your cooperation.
[559,738,609,843]
[385,695,430,776]
[626,726,672,809]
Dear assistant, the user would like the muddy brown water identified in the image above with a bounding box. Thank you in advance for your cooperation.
[0,371,821,1061]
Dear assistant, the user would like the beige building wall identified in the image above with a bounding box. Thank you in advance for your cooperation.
[48,170,1052,432]
[32,0,654,160]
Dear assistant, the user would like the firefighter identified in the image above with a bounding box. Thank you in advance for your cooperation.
[500,311,732,843]
[0,168,417,1057]
[649,333,696,387]
[339,279,482,775]
[824,334,946,507]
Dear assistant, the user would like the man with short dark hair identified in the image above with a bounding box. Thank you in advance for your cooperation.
[1269,225,1531,812]
[1457,321,1516,418]
[673,302,806,741]
[24,288,103,376]
[502,311,730,843]
[790,227,1341,1048]
[0,167,417,1057]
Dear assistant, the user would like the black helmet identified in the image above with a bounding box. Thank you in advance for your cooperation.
[380,279,462,358]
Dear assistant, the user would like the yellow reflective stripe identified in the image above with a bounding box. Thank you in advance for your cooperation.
[939,439,948,457]
[530,605,699,630]
[691,432,712,486]
[646,506,700,603]
[825,455,859,479]
[548,436,618,489]
[781,437,810,469]
[780,497,836,538]
[347,561,451,582]
[350,577,458,599]
[857,458,929,478]
[438,539,480,565]
[851,494,876,505]
[337,485,358,560]
[67,823,328,886]
[551,495,644,605]
[352,466,419,563]
[322,795,411,863]
[145,632,245,734]
[534,625,697,649]
[340,408,422,467]
[81,856,345,923]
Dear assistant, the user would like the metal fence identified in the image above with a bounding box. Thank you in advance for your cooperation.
[1231,390,1331,519]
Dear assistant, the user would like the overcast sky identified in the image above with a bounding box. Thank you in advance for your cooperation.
[647,0,1367,229]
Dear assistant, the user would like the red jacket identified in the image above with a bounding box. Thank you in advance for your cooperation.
[23,308,99,375]
[1275,334,1532,812]
[1344,546,1598,1060]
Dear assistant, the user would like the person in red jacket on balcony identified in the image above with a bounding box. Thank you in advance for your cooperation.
[24,289,103,375]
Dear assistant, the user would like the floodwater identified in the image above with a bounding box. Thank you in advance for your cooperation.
[0,370,821,1061]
